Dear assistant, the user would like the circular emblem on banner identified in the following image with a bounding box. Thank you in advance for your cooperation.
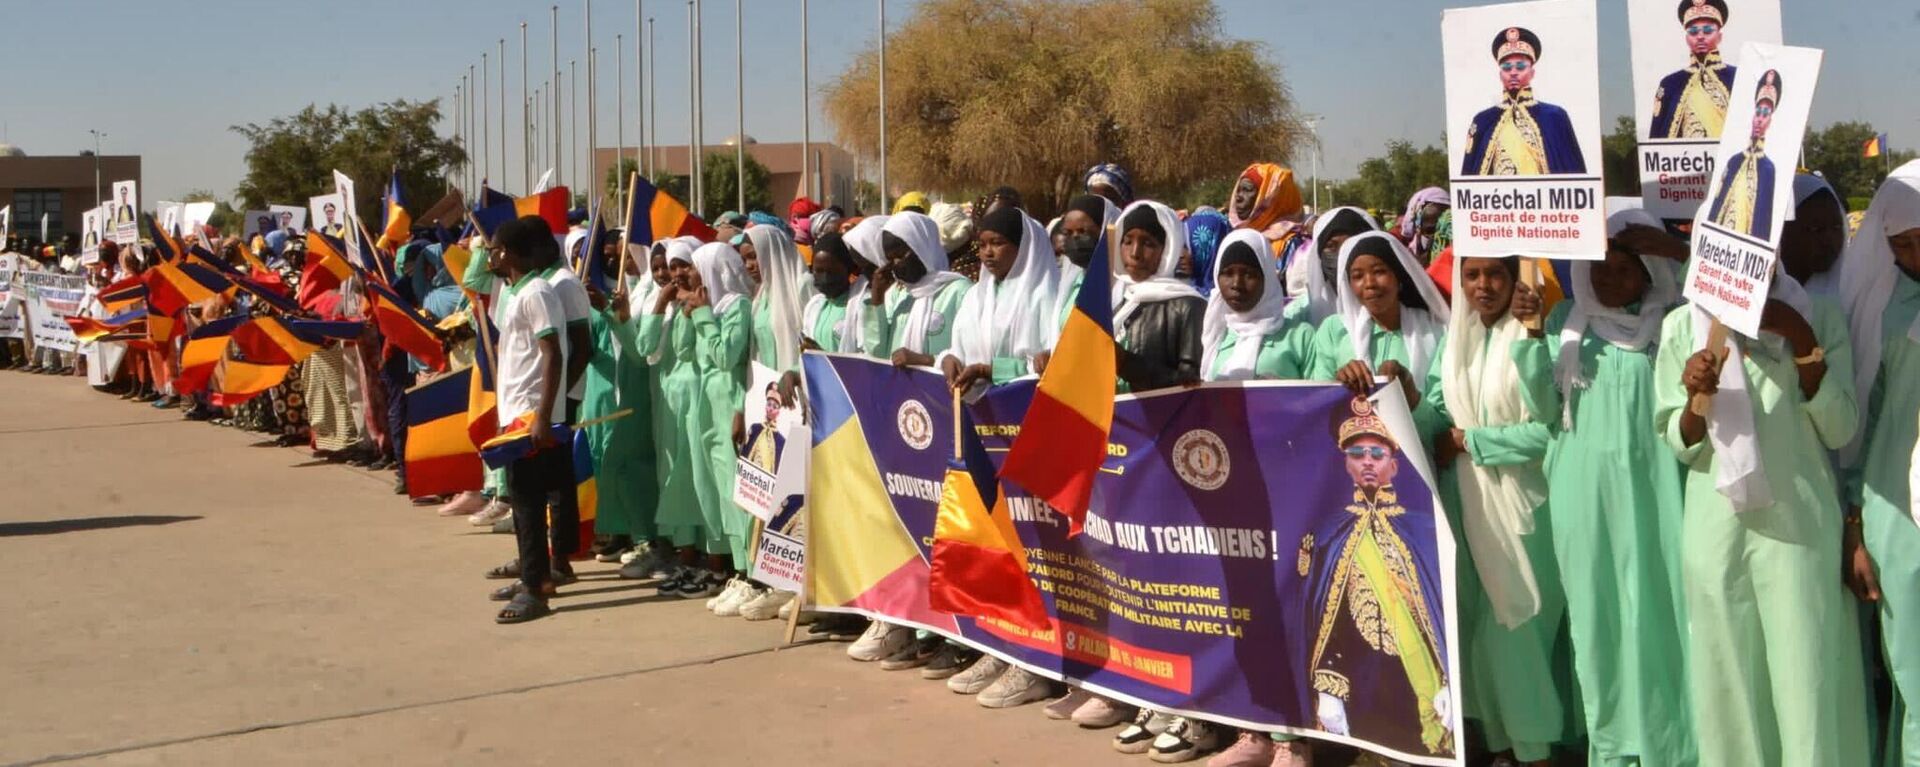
[897,399,934,451]
[1172,429,1230,491]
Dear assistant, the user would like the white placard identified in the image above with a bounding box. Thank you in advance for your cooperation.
[1628,0,1782,219]
[734,361,807,522]
[109,181,139,245]
[308,194,347,237]
[269,205,307,235]
[80,208,103,262]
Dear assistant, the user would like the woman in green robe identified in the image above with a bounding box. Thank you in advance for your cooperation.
[801,232,863,355]
[633,239,725,598]
[1653,269,1871,766]
[582,242,659,563]
[1514,205,1694,766]
[1423,254,1576,766]
[1202,229,1315,382]
[739,224,814,374]
[1836,162,1920,764]
[858,212,972,365]
[687,242,756,580]
[939,207,1061,390]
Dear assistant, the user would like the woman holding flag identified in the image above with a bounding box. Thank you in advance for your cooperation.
[687,242,757,606]
[1110,200,1205,393]
[638,239,727,599]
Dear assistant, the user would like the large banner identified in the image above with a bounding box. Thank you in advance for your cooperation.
[1683,42,1822,338]
[804,354,1462,766]
[20,272,86,352]
[1628,0,1782,218]
[0,258,19,340]
[1443,0,1605,260]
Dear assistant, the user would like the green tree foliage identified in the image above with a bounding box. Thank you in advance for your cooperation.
[1324,142,1449,212]
[823,0,1303,214]
[1802,121,1918,207]
[1602,115,1640,197]
[231,100,465,218]
[700,151,772,216]
[181,189,241,233]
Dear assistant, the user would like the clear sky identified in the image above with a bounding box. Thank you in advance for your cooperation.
[7,0,1915,202]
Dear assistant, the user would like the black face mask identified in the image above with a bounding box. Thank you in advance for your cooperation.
[891,254,929,284]
[1063,234,1098,268]
[813,271,850,298]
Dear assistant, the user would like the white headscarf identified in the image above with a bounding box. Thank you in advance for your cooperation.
[883,211,969,353]
[745,224,815,370]
[1296,207,1381,324]
[1060,196,1121,291]
[1554,203,1682,422]
[1441,253,1547,629]
[1692,269,1816,512]
[843,217,894,354]
[1837,161,1920,465]
[691,241,753,318]
[647,239,699,364]
[1793,173,1849,297]
[947,211,1061,370]
[1333,231,1451,384]
[1201,229,1290,381]
[801,237,868,354]
[1110,200,1204,341]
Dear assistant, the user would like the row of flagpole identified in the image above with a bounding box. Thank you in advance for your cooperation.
[448,0,893,219]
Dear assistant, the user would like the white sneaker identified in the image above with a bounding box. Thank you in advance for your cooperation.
[1149,717,1222,763]
[1044,688,1096,720]
[437,491,487,517]
[1114,710,1175,754]
[847,621,912,662]
[714,582,762,617]
[708,578,752,612]
[467,500,510,526]
[740,589,794,620]
[976,666,1051,708]
[947,655,1008,694]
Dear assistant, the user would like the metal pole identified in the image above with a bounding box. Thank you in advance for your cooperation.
[734,0,744,213]
[482,53,491,186]
[521,22,530,194]
[687,1,698,215]
[694,0,704,215]
[531,89,541,187]
[552,5,561,188]
[453,84,463,189]
[617,35,626,207]
[801,0,810,201]
[648,17,657,180]
[636,0,645,180]
[498,39,507,194]
[877,0,887,209]
[585,0,596,206]
[89,131,103,222]
[571,60,580,198]
[468,65,477,189]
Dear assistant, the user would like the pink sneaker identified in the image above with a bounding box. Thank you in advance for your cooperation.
[1268,738,1312,767]
[437,491,487,517]
[1206,732,1277,767]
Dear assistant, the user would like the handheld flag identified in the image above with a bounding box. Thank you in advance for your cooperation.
[516,186,572,235]
[998,221,1115,535]
[625,174,717,244]
[403,367,486,497]
[578,200,611,294]
[930,391,1051,631]
[173,315,251,394]
[466,297,500,447]
[297,231,355,310]
[365,279,449,371]
[569,428,598,560]
[378,169,412,251]
[1865,132,1889,159]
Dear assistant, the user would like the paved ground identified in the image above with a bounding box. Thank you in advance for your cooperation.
[0,372,1127,767]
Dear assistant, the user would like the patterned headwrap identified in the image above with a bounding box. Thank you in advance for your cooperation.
[1083,163,1135,205]
[747,210,789,236]
[789,197,823,244]
[1226,163,1304,233]
[1184,209,1233,293]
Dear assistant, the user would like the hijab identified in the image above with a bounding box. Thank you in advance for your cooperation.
[746,224,814,370]
[1299,207,1381,325]
[882,211,970,353]
[802,233,868,353]
[1184,209,1232,294]
[1399,187,1451,258]
[1554,203,1681,424]
[1201,229,1289,381]
[1061,194,1121,289]
[892,191,931,214]
[1226,163,1305,233]
[1836,161,1920,465]
[1692,267,1815,513]
[1333,231,1451,385]
[1110,201,1204,341]
[1795,173,1849,297]
[842,215,892,353]
[789,198,823,245]
[1083,163,1135,205]
[691,241,753,319]
[644,239,700,364]
[1441,253,1547,629]
[949,209,1061,368]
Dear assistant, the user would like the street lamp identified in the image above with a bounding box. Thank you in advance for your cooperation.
[88,129,107,219]
[1298,114,1322,213]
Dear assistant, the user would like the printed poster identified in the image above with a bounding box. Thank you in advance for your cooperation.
[155,201,184,238]
[0,204,10,243]
[309,194,347,238]
[1629,0,1783,218]
[1443,0,1606,260]
[20,272,86,352]
[109,180,139,245]
[80,208,103,262]
[803,354,1462,766]
[269,205,307,235]
[181,202,216,241]
[735,361,807,521]
[1682,43,1823,338]
[243,210,275,239]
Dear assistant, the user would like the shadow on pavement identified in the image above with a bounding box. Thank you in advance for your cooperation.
[0,515,203,537]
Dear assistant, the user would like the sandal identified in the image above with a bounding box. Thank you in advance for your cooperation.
[495,591,550,624]
[490,581,562,601]
[485,560,521,580]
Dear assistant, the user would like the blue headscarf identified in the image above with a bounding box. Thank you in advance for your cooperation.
[1083,163,1135,205]
[747,210,790,236]
[1184,209,1232,293]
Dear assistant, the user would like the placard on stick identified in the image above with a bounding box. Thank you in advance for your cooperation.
[1681,42,1822,338]
[1443,0,1606,261]
[1628,0,1782,219]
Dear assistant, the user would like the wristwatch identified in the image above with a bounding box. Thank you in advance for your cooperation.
[1794,346,1825,366]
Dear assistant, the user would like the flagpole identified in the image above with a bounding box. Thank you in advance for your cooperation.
[616,170,640,288]
[617,34,627,207]
[586,0,598,207]
[454,82,464,191]
[497,38,507,194]
[801,0,810,201]
[571,59,580,198]
[687,1,698,217]
[648,16,658,181]
[693,0,705,217]
[877,0,888,210]
[481,53,491,186]
[733,0,745,213]
[521,22,531,195]
[635,0,645,182]
[552,4,562,190]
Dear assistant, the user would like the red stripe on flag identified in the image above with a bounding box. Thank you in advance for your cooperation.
[929,540,1049,630]
[1000,392,1108,534]
[405,452,485,497]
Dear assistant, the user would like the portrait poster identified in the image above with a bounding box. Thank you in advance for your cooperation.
[181,202,216,241]
[308,194,347,238]
[735,361,808,522]
[109,181,139,245]
[268,205,307,235]
[80,208,102,262]
[1682,43,1822,338]
[332,170,363,267]
[0,205,10,244]
[243,210,274,239]
[1629,0,1783,218]
[154,201,184,238]
[1443,0,1606,260]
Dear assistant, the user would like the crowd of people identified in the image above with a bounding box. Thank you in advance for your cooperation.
[6,155,1919,767]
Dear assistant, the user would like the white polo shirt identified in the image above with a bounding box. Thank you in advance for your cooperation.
[496,273,568,427]
[543,264,593,401]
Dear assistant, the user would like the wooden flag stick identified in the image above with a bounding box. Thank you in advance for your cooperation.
[614,171,641,289]
[1689,320,1730,416]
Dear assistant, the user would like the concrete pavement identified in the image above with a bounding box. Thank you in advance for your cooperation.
[0,372,1124,767]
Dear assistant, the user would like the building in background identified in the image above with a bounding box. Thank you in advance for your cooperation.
[593,136,856,215]
[0,145,142,245]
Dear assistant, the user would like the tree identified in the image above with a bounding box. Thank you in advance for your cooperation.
[181,189,242,233]
[649,171,691,206]
[1324,142,1449,212]
[602,157,641,209]
[699,150,771,216]
[823,0,1303,215]
[231,100,465,219]
[1803,121,1918,208]
[1601,115,1640,197]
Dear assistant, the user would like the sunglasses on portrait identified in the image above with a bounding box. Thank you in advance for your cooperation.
[1754,105,1775,118]
[1344,446,1390,459]
[1499,60,1531,73]
[1686,23,1719,36]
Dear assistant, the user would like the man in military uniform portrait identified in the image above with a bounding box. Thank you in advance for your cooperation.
[1460,27,1588,176]
[1705,69,1780,239]
[1649,0,1736,139]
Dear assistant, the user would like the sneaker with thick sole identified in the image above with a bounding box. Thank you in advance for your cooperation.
[1149,717,1222,763]
[1114,710,1174,754]
[1071,694,1136,728]
[847,622,912,662]
[919,643,978,680]
[947,655,1008,694]
[654,566,691,596]
[1205,732,1278,767]
[714,582,762,617]
[1043,688,1096,720]
[739,589,794,621]
[674,571,724,599]
[879,636,942,670]
[976,666,1051,709]
[619,546,676,580]
[437,491,488,517]
[775,595,815,623]
[489,515,515,534]
[706,577,745,610]
[468,500,510,527]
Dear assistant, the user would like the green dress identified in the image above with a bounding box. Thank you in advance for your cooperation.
[862,279,972,358]
[1055,270,1085,329]
[751,292,789,372]
[635,307,710,549]
[583,308,659,541]
[1515,302,1694,767]
[1844,276,1920,765]
[1652,300,1871,767]
[693,300,754,563]
[1205,323,1316,381]
[807,294,850,351]
[1421,333,1576,763]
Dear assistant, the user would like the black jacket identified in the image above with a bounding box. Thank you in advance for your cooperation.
[1116,296,1205,392]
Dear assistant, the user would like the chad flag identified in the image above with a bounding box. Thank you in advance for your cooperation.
[999,224,1115,535]
[568,428,597,560]
[403,368,486,497]
[99,277,148,314]
[174,316,250,394]
[467,309,500,447]
[64,308,144,344]
[516,186,571,235]
[930,404,1050,631]
[378,170,412,251]
[366,280,448,371]
[625,173,716,244]
[298,231,356,310]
